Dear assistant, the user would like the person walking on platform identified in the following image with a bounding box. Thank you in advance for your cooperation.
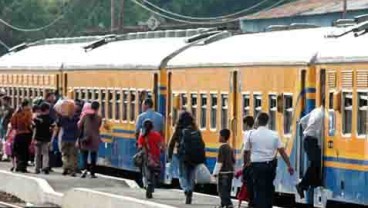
[244,112,294,208]
[33,103,55,174]
[296,99,325,199]
[54,108,79,177]
[168,111,206,204]
[137,119,165,199]
[10,100,33,173]
[242,116,255,208]
[135,98,164,187]
[213,129,235,208]
[78,101,102,178]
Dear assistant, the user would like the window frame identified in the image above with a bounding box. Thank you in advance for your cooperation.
[221,93,229,130]
[114,89,122,122]
[342,90,353,136]
[122,89,129,122]
[210,92,218,131]
[107,89,114,120]
[356,90,368,138]
[328,91,336,137]
[190,93,198,122]
[253,93,262,118]
[283,93,293,135]
[129,89,137,123]
[101,89,107,119]
[199,93,208,130]
[269,93,277,131]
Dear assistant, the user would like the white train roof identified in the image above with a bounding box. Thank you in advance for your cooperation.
[64,37,188,70]
[168,27,347,68]
[316,33,368,64]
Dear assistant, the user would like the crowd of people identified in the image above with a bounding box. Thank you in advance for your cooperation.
[0,90,102,178]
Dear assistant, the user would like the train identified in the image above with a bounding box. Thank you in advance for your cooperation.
[0,18,367,207]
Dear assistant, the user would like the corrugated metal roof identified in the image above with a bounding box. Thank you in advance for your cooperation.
[243,0,368,20]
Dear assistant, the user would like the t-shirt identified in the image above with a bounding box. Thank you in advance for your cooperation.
[217,143,235,173]
[57,116,79,142]
[138,131,164,162]
[34,114,54,142]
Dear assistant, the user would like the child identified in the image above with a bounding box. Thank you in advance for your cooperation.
[33,103,55,174]
[235,169,249,208]
[213,129,235,208]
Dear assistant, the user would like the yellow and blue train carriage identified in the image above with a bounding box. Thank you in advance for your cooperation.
[314,30,368,206]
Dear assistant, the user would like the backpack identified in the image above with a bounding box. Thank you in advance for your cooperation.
[179,127,206,165]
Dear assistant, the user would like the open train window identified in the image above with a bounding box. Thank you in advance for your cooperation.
[122,91,128,121]
[94,89,99,102]
[81,90,87,101]
[130,90,136,122]
[101,90,106,119]
[221,94,228,129]
[200,94,207,129]
[269,94,277,130]
[254,94,262,118]
[108,90,114,120]
[283,94,293,135]
[115,90,121,121]
[342,92,353,135]
[181,93,188,111]
[138,90,148,114]
[210,94,218,129]
[191,94,197,120]
[357,92,368,136]
[29,89,33,99]
[87,90,93,101]
[328,92,336,136]
[75,89,81,100]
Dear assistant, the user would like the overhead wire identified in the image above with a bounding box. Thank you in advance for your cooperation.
[0,39,10,50]
[141,0,270,20]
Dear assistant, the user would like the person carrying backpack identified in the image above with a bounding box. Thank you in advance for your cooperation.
[168,111,206,204]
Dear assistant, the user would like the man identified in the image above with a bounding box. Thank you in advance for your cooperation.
[242,116,255,207]
[244,112,294,208]
[135,98,164,187]
[296,99,324,198]
[135,98,164,139]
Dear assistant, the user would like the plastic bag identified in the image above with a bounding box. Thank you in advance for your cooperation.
[195,163,212,184]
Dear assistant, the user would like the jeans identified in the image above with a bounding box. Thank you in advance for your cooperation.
[61,141,78,172]
[143,164,159,194]
[13,133,32,171]
[252,160,277,208]
[35,141,49,171]
[179,161,196,193]
[218,173,233,207]
[81,150,97,175]
[300,136,321,189]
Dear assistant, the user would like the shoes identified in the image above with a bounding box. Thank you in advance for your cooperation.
[70,172,76,177]
[296,184,305,199]
[43,169,49,175]
[185,191,192,204]
[62,169,68,176]
[146,190,153,199]
[81,170,87,178]
[10,167,14,172]
[90,174,97,179]
[35,169,41,174]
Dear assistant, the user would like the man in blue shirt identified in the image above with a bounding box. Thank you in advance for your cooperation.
[135,98,164,140]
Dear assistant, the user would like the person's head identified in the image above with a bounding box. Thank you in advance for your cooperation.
[32,105,41,114]
[219,129,231,143]
[177,111,196,129]
[40,103,50,114]
[21,99,30,108]
[91,101,100,112]
[45,92,56,104]
[2,96,11,106]
[256,112,269,127]
[142,98,153,112]
[142,119,154,137]
[243,115,254,130]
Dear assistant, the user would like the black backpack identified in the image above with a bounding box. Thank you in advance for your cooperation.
[179,127,206,165]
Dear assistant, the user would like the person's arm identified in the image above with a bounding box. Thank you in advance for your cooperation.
[135,115,142,141]
[278,147,294,175]
[168,129,179,161]
[213,146,224,177]
[243,133,251,167]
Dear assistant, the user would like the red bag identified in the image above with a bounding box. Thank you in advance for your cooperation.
[3,130,16,156]
[237,184,249,201]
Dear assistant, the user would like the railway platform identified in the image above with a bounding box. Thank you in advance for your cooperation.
[0,162,249,208]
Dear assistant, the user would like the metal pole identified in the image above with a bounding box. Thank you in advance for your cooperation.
[342,0,347,19]
[118,0,125,32]
[111,0,115,32]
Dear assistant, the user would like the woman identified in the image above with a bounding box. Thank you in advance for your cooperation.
[168,111,202,204]
[137,119,164,199]
[10,100,33,173]
[78,101,102,178]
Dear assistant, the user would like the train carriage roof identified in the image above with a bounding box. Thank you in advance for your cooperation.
[316,33,368,64]
[63,37,188,70]
[167,27,346,68]
[0,37,102,71]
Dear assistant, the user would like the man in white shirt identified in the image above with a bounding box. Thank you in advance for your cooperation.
[296,100,324,199]
[244,112,294,208]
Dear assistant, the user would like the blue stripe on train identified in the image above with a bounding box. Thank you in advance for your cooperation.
[324,156,368,166]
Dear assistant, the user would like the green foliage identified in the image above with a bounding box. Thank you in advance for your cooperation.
[0,0,291,55]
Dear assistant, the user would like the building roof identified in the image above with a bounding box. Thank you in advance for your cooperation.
[243,0,368,20]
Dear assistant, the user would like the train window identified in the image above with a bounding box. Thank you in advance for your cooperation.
[191,94,197,120]
[108,90,114,119]
[94,89,99,101]
[138,90,147,114]
[210,94,218,129]
[122,91,128,121]
[242,94,250,131]
[181,94,188,110]
[200,94,207,129]
[342,92,353,134]
[101,90,106,119]
[115,91,121,121]
[75,89,80,100]
[357,92,368,136]
[221,94,228,129]
[130,90,136,122]
[88,90,93,101]
[29,89,33,99]
[328,92,336,136]
[81,90,87,101]
[283,94,293,135]
[254,94,262,118]
[269,94,277,130]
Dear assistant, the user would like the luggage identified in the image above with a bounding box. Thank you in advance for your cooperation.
[194,163,212,184]
[54,99,75,116]
[179,127,206,165]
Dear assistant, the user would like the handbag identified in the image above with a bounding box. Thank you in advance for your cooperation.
[133,149,145,167]
[194,163,212,184]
